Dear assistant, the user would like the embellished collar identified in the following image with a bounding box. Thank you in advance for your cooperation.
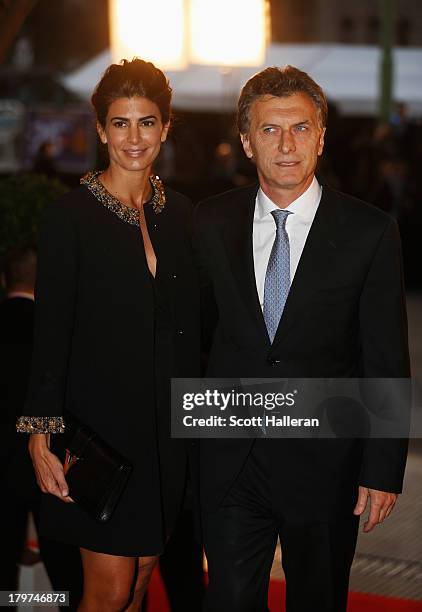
[80,170,166,226]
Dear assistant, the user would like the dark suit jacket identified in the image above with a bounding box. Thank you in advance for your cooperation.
[0,296,38,492]
[0,296,34,431]
[193,182,410,523]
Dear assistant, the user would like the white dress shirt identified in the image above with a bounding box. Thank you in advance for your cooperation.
[253,176,322,309]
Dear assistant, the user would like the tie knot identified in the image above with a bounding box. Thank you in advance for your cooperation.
[271,208,292,229]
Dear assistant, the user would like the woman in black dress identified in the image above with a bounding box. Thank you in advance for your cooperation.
[17,59,200,611]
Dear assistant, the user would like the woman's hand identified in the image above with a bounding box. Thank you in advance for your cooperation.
[29,434,74,503]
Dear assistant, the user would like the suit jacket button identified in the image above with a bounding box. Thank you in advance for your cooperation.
[172,274,178,279]
[178,330,184,335]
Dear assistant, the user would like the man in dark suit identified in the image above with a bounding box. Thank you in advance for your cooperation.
[193,66,410,611]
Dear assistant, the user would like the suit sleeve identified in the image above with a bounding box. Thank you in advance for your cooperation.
[16,202,78,434]
[358,218,410,493]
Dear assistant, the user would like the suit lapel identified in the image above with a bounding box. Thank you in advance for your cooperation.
[270,185,342,351]
[221,184,270,343]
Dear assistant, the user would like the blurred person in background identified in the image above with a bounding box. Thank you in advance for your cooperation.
[390,102,415,164]
[368,155,416,220]
[32,140,58,178]
[0,246,83,610]
[0,246,37,596]
[368,153,418,290]
[17,58,200,611]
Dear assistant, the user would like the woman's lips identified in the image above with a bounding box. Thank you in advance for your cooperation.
[125,149,146,157]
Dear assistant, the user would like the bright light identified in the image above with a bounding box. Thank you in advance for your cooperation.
[109,0,269,71]
[189,0,268,67]
[109,0,188,70]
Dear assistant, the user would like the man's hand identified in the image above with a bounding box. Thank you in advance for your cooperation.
[353,486,397,532]
[29,434,74,503]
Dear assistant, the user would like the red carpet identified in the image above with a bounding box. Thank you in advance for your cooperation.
[147,568,422,611]
[268,580,422,611]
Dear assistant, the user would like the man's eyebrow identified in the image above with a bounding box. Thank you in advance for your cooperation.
[259,119,311,128]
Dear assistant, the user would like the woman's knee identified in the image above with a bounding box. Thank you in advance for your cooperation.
[105,579,133,608]
[81,579,132,611]
[79,549,135,612]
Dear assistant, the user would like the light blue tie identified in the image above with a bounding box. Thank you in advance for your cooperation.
[263,209,292,343]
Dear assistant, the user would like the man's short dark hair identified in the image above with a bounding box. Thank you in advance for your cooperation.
[237,65,328,134]
[3,246,37,290]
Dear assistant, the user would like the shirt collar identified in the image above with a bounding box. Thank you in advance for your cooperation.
[256,176,322,221]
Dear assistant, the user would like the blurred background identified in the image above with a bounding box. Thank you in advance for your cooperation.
[0,0,421,289]
[0,1,421,611]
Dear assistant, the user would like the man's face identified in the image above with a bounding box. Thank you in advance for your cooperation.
[241,92,325,203]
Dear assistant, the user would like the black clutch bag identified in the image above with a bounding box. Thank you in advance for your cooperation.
[63,413,132,523]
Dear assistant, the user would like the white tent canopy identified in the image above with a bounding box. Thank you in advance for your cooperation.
[61,44,422,116]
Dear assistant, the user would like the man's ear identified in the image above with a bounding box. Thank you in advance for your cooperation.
[97,122,107,145]
[240,133,253,159]
[318,127,326,156]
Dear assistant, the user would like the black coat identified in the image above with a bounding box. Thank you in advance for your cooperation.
[23,183,200,556]
[193,182,410,523]
[0,297,34,426]
[0,297,37,489]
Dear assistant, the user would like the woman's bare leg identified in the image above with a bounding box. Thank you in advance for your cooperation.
[126,555,159,611]
[78,548,136,612]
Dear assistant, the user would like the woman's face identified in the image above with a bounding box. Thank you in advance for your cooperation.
[97,96,169,174]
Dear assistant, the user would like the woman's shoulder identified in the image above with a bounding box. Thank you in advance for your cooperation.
[45,182,101,219]
[40,183,103,240]
[48,183,91,209]
[164,185,193,215]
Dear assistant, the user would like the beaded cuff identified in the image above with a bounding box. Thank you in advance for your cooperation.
[16,416,66,434]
